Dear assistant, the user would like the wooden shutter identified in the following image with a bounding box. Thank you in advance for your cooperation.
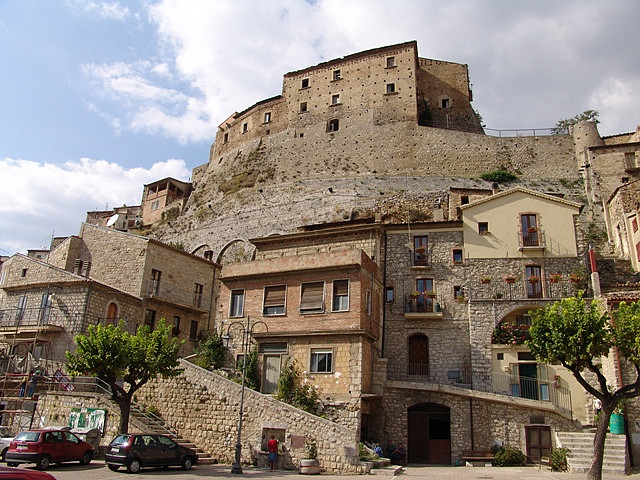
[300,282,324,312]
[264,285,286,307]
[333,280,349,296]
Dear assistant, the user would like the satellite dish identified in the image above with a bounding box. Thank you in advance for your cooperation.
[106,214,119,227]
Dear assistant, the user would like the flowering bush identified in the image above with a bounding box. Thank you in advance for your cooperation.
[549,273,563,283]
[505,275,517,284]
[491,321,530,345]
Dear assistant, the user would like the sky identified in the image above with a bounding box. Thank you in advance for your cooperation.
[1,0,639,256]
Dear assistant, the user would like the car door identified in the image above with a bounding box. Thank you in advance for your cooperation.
[43,431,64,462]
[139,435,160,466]
[63,432,84,462]
[157,435,180,466]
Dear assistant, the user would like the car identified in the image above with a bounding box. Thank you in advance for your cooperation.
[5,429,94,470]
[0,466,57,480]
[0,427,16,462]
[104,433,198,473]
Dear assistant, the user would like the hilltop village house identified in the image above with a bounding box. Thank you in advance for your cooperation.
[2,40,640,473]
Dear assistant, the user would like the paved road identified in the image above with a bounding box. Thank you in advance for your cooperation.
[8,462,640,479]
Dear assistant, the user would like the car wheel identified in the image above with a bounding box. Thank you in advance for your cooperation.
[181,456,193,471]
[127,458,142,473]
[36,454,51,470]
[107,464,120,471]
[1,448,7,462]
[80,450,93,465]
[7,462,18,467]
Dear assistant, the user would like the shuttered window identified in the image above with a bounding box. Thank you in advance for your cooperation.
[263,285,286,316]
[332,279,349,311]
[300,282,324,313]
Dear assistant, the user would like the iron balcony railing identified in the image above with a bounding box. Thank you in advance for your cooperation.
[0,307,80,329]
[471,276,584,301]
[404,294,441,314]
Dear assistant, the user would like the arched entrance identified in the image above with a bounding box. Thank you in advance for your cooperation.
[407,403,450,464]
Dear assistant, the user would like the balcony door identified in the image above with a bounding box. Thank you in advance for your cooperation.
[408,334,429,378]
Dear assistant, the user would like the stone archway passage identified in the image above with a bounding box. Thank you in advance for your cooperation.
[407,403,451,464]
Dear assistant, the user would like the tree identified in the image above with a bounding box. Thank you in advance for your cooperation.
[275,357,319,414]
[194,330,226,370]
[66,320,183,433]
[551,109,599,135]
[527,293,640,480]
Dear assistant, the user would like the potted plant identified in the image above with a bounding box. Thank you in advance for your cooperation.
[300,441,320,474]
[549,273,562,283]
[528,276,540,283]
[569,272,583,283]
[527,226,537,233]
[480,277,491,285]
[423,290,437,298]
[410,291,421,299]
[505,275,517,284]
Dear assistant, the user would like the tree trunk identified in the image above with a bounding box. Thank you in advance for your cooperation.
[116,395,132,434]
[587,408,612,480]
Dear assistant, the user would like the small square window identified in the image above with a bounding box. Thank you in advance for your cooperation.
[299,102,308,113]
[454,285,464,299]
[441,98,450,109]
[21,268,28,278]
[478,222,489,235]
[264,112,271,123]
[386,56,396,68]
[453,248,463,263]
[385,286,394,303]
[310,348,333,373]
[386,83,396,94]
[301,78,309,88]
[497,353,504,360]
[230,289,244,317]
[461,195,469,205]
[242,122,248,133]
[327,119,339,132]
[223,132,229,143]
[331,94,340,105]
[333,69,341,80]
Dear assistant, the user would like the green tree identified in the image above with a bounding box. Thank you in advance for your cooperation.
[194,330,226,370]
[527,293,640,480]
[276,357,319,414]
[66,320,183,433]
[551,109,599,135]
[244,347,260,390]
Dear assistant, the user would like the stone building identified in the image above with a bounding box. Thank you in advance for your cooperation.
[85,204,142,232]
[140,177,192,227]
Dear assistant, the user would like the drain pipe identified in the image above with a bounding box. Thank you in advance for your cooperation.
[469,398,474,450]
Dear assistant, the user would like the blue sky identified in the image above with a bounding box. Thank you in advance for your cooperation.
[1,0,639,255]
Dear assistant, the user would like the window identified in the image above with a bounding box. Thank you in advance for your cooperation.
[515,314,532,327]
[300,282,324,314]
[416,278,434,313]
[301,78,309,88]
[172,316,180,336]
[299,102,308,113]
[263,285,286,316]
[193,283,203,308]
[454,285,464,299]
[264,112,271,123]
[461,195,469,205]
[521,214,539,247]
[242,122,248,133]
[497,353,504,360]
[15,295,27,321]
[39,293,52,323]
[408,334,429,376]
[441,98,450,108]
[21,268,28,278]
[386,56,396,68]
[331,94,340,105]
[478,222,489,235]
[327,119,339,132]
[204,250,214,261]
[144,309,156,330]
[230,289,245,317]
[452,248,463,264]
[385,286,395,303]
[413,235,429,266]
[223,132,229,143]
[0,271,6,286]
[332,279,349,311]
[310,348,333,373]
[526,265,543,299]
[633,218,638,233]
[83,261,91,277]
[150,269,161,295]
[150,200,159,211]
[259,343,288,353]
[332,69,341,80]
[386,83,396,94]
[189,320,198,341]
[365,289,372,315]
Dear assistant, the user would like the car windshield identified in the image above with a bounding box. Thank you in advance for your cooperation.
[14,432,40,442]
[110,434,131,446]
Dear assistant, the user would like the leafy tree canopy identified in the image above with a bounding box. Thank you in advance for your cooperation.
[551,110,599,135]
[480,169,517,183]
[66,320,183,433]
[194,330,226,370]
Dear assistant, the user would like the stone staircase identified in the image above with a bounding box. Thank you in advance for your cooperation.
[556,431,629,475]
[128,406,217,465]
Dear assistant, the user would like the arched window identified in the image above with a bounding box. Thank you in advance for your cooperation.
[408,334,429,377]
[327,119,339,132]
[105,302,119,326]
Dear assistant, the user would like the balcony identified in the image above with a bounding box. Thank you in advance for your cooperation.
[518,228,546,251]
[404,294,443,319]
[471,275,583,301]
[0,307,74,332]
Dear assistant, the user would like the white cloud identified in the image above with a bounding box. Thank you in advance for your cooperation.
[590,77,640,135]
[71,0,131,21]
[0,157,190,255]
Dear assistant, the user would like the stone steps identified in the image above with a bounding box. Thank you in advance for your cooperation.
[556,431,629,474]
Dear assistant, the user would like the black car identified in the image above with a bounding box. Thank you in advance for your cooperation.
[104,433,197,473]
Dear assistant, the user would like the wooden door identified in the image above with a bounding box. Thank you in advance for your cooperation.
[407,404,451,464]
[526,425,551,462]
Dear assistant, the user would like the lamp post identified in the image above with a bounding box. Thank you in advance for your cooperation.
[222,316,268,474]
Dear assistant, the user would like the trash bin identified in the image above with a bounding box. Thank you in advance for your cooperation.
[610,413,624,435]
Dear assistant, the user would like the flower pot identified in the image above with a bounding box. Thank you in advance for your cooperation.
[299,458,320,474]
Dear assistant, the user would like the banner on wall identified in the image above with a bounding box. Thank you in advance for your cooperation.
[68,407,106,433]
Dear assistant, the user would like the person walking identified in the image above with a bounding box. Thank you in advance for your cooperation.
[267,435,279,471]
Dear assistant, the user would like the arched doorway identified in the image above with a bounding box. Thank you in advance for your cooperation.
[105,302,119,326]
[407,403,450,464]
[408,334,429,378]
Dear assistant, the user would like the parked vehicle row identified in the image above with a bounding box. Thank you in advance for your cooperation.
[4,430,197,474]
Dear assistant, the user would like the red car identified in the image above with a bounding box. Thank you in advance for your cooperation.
[5,429,93,470]
[0,466,57,479]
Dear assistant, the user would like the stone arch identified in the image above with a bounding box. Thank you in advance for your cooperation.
[407,402,451,464]
[217,238,251,265]
[191,244,215,261]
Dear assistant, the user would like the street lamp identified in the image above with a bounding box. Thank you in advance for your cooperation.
[223,316,268,474]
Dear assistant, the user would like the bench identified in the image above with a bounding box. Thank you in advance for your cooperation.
[461,450,494,465]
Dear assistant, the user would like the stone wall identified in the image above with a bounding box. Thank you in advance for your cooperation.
[138,360,362,472]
